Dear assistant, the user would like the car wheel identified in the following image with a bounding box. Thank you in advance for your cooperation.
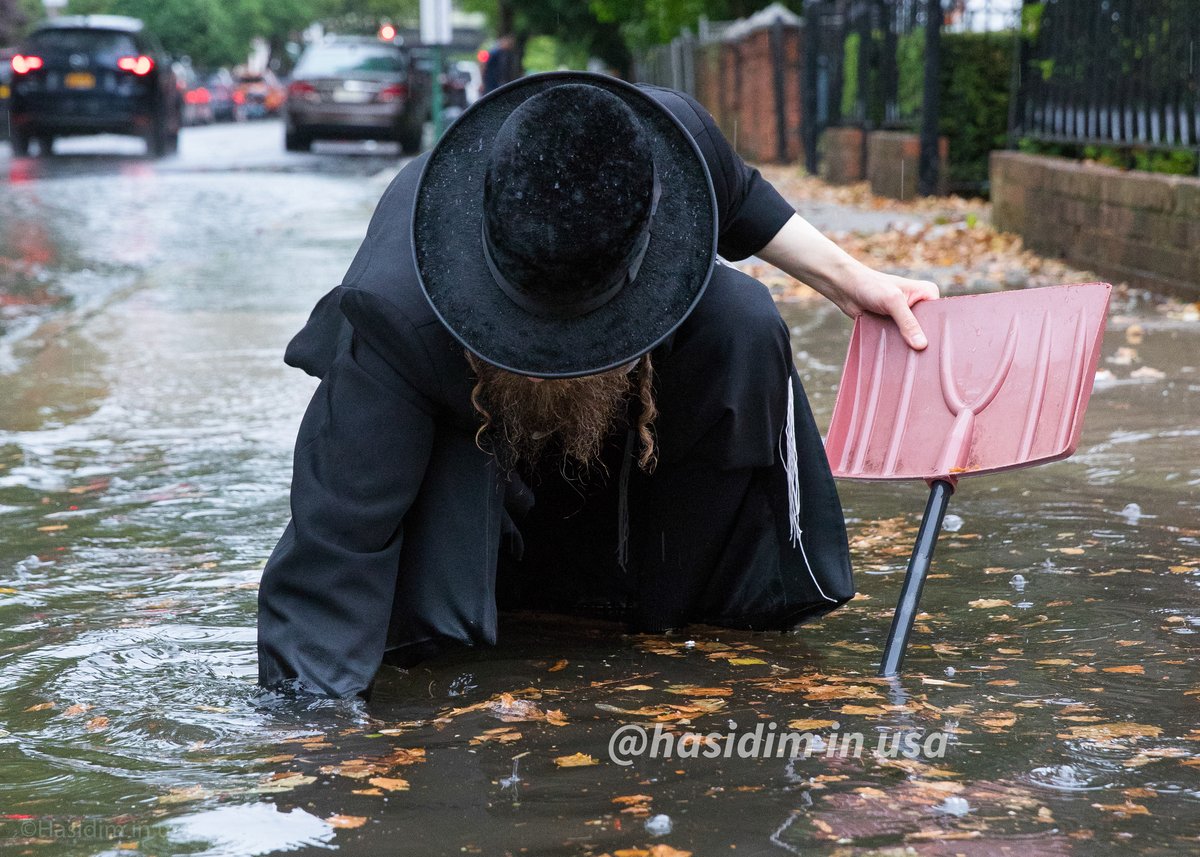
[398,122,423,155]
[37,135,54,156]
[284,130,312,152]
[10,128,30,157]
[145,114,169,158]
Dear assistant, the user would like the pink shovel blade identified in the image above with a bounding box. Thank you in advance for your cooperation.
[827,282,1112,482]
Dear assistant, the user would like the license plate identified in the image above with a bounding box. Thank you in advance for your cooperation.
[65,72,96,90]
[331,89,370,104]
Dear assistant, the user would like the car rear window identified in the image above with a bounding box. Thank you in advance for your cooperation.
[295,45,406,77]
[29,28,139,62]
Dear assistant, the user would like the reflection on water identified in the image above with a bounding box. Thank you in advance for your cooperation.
[1,163,1198,855]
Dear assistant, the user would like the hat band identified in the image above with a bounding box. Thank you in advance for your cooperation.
[480,166,662,321]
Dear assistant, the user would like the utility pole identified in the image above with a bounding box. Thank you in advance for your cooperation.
[420,0,453,144]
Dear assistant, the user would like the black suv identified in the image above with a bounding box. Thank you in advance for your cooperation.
[8,15,181,157]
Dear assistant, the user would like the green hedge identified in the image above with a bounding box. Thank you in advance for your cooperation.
[842,30,1013,195]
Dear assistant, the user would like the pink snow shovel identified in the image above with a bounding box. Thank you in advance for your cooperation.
[825,282,1112,676]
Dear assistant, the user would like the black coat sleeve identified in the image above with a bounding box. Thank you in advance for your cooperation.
[638,85,796,261]
[257,330,436,699]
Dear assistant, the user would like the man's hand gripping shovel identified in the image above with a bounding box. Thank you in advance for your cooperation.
[825,283,1112,676]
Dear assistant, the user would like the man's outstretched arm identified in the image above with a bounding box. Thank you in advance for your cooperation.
[757,214,940,350]
[641,85,938,351]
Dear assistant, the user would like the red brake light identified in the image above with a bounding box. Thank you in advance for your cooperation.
[377,83,408,103]
[12,55,44,74]
[379,24,397,41]
[233,90,245,104]
[185,87,211,105]
[118,56,154,76]
[288,80,317,97]
[477,49,489,64]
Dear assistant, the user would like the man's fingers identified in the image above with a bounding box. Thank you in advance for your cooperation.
[889,293,928,350]
[907,279,940,305]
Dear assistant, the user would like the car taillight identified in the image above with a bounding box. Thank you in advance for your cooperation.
[233,90,245,104]
[288,80,318,101]
[185,87,211,105]
[117,56,154,76]
[11,55,44,74]
[377,83,408,103]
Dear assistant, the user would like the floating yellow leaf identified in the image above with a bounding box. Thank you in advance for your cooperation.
[1091,802,1150,816]
[470,727,522,746]
[37,525,69,532]
[649,846,692,857]
[384,747,426,766]
[727,657,767,666]
[84,716,109,732]
[969,598,1011,608]
[665,686,732,696]
[840,704,891,715]
[1102,664,1145,675]
[548,659,568,672]
[1037,658,1072,666]
[980,712,1017,729]
[554,752,598,768]
[806,684,881,701]
[326,814,368,829]
[612,794,654,806]
[1060,723,1162,741]
[157,785,210,804]
[24,702,54,712]
[368,776,409,792]
[786,718,839,730]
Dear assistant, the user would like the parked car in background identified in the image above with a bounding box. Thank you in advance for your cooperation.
[284,36,430,154]
[204,68,239,122]
[450,60,481,107]
[234,68,284,119]
[8,15,181,157]
[174,62,213,126]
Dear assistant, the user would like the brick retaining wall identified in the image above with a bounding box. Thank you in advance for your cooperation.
[818,127,865,184]
[991,151,1200,298]
[866,131,948,200]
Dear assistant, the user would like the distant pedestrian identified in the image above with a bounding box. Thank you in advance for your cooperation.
[482,34,518,94]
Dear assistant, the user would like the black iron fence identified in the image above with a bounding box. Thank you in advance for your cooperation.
[1011,0,1200,154]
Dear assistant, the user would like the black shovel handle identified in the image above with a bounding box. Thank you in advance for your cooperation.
[878,478,955,677]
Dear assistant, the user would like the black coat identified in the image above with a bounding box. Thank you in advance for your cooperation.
[258,87,854,699]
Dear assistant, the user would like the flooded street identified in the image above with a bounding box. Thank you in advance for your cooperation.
[1,121,1198,856]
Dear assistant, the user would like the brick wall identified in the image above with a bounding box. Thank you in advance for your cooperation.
[991,151,1200,298]
[866,131,948,200]
[818,127,865,184]
[715,25,803,164]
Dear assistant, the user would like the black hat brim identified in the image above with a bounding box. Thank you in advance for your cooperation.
[412,72,718,379]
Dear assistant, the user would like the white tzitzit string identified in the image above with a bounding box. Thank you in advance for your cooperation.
[780,373,837,604]
[782,377,802,547]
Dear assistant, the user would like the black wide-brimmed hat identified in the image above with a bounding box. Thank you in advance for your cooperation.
[412,71,718,378]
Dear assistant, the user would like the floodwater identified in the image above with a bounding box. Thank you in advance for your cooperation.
[1,126,1198,856]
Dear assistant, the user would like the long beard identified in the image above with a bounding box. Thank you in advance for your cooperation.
[467,353,634,473]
